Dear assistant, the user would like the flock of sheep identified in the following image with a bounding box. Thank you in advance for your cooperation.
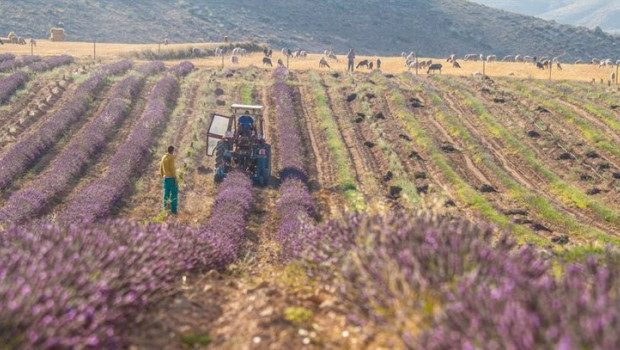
[208,45,619,80]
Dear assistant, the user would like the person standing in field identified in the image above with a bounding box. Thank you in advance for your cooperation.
[347,49,355,72]
[160,145,178,215]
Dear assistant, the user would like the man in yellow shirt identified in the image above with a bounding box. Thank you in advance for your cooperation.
[160,145,178,215]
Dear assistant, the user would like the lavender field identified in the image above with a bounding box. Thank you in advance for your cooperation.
[1,51,619,349]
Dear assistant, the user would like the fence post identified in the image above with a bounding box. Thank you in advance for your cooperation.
[93,39,96,60]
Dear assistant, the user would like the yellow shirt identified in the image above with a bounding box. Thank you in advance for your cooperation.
[160,153,176,178]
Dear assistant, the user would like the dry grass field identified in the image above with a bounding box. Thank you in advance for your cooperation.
[1,40,618,83]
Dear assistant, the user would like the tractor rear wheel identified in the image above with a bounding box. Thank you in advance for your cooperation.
[214,140,230,183]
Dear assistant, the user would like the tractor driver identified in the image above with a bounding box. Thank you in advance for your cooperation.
[238,111,255,136]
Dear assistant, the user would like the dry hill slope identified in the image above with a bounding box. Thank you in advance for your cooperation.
[0,0,619,60]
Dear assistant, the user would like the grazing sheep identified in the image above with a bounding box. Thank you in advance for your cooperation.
[464,54,479,61]
[230,55,239,64]
[427,63,442,74]
[368,62,374,70]
[502,55,513,62]
[319,57,330,68]
[592,58,601,65]
[523,56,534,63]
[407,61,420,71]
[406,52,416,62]
[616,59,620,66]
[324,50,329,56]
[356,59,369,69]
[536,62,545,70]
[262,57,273,67]
[281,48,288,56]
[515,55,523,62]
[575,60,584,64]
[263,48,272,57]
[17,37,26,45]
[214,47,224,56]
[277,59,285,67]
[487,55,497,62]
[328,53,339,62]
[447,54,456,62]
[452,60,461,68]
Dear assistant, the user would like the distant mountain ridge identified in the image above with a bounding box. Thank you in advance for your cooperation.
[469,0,620,34]
[0,0,619,60]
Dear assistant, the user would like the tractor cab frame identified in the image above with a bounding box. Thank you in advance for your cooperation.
[206,104,271,186]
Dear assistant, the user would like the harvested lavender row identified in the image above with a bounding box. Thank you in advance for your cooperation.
[61,74,181,222]
[0,61,132,190]
[28,55,74,73]
[168,60,195,78]
[0,71,28,104]
[301,212,620,349]
[0,75,145,223]
[0,53,15,63]
[272,67,315,259]
[0,55,41,72]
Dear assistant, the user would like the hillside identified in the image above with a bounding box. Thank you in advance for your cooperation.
[1,0,619,60]
[469,0,620,34]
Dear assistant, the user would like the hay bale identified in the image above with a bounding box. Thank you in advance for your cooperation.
[50,28,66,42]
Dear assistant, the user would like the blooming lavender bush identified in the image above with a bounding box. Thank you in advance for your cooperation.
[302,210,620,349]
[0,55,41,72]
[0,75,146,223]
[168,60,195,78]
[272,67,315,259]
[0,53,15,63]
[28,55,74,73]
[0,71,28,104]
[0,220,200,348]
[0,61,130,190]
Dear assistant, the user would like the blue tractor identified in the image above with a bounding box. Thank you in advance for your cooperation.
[206,104,272,186]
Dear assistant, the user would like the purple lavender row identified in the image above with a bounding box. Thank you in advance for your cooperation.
[0,171,253,347]
[0,53,15,63]
[134,61,165,76]
[302,211,620,349]
[168,60,195,78]
[0,75,145,223]
[199,171,254,270]
[99,59,133,75]
[28,55,74,73]
[0,71,28,104]
[0,55,41,72]
[0,61,133,190]
[0,220,199,348]
[61,73,181,223]
[272,67,315,260]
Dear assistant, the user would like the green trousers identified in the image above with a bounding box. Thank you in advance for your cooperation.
[163,177,178,214]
